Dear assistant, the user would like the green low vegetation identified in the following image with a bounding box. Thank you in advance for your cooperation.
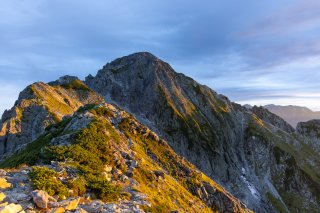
[46,119,122,201]
[0,118,71,168]
[60,79,91,91]
[0,114,122,202]
[118,117,217,212]
[29,166,69,199]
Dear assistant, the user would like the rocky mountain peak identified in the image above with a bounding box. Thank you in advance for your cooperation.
[84,52,320,212]
[86,52,174,86]
[48,75,80,86]
[0,80,103,159]
[107,52,159,66]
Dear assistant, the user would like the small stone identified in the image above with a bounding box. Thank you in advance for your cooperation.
[104,165,112,172]
[0,170,7,176]
[0,203,23,213]
[104,204,118,211]
[82,200,104,212]
[48,207,65,213]
[0,178,11,189]
[101,172,112,181]
[74,208,88,213]
[126,171,133,178]
[130,160,138,168]
[0,203,8,207]
[31,190,50,209]
[62,198,80,211]
[0,193,5,202]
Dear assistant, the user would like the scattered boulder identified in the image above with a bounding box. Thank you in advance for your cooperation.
[31,190,52,209]
[48,207,65,213]
[61,198,80,211]
[0,193,5,202]
[0,178,11,189]
[0,203,22,213]
[0,203,8,208]
[0,170,7,176]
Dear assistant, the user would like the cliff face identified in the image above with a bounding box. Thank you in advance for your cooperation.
[85,52,320,212]
[0,76,103,158]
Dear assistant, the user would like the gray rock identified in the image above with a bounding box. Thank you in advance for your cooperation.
[31,190,53,209]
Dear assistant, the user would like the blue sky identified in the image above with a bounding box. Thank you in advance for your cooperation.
[1,0,320,116]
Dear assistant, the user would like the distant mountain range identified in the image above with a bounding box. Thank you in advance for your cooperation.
[264,104,320,128]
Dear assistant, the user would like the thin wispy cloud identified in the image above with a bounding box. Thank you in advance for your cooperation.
[0,0,319,115]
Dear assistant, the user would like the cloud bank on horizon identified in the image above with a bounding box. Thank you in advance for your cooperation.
[1,0,320,115]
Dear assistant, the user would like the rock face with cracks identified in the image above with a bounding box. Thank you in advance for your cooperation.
[85,52,320,212]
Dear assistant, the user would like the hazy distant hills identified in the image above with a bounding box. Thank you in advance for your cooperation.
[264,104,320,128]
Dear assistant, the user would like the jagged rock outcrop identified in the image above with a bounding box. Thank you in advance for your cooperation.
[297,119,320,138]
[251,106,295,133]
[85,52,320,212]
[0,77,103,158]
[296,119,320,155]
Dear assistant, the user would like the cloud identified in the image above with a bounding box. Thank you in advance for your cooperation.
[240,0,320,38]
[0,0,320,114]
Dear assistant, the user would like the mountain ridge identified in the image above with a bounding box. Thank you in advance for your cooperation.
[0,52,319,212]
[264,104,320,128]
